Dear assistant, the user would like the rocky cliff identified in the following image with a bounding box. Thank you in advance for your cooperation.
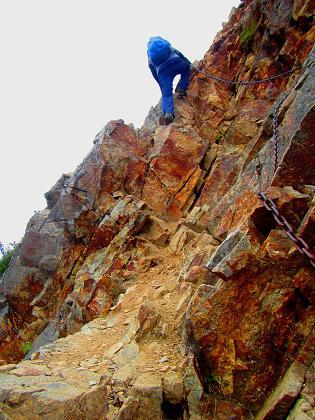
[0,1,314,419]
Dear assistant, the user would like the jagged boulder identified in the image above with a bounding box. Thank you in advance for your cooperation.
[142,125,207,220]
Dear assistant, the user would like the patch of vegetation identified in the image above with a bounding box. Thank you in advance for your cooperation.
[205,373,228,397]
[22,341,32,356]
[0,242,18,278]
[215,130,224,144]
[240,21,258,48]
[205,373,222,386]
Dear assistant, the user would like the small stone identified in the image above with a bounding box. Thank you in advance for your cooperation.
[0,364,16,374]
[106,317,117,328]
[12,365,52,377]
[108,362,119,371]
[114,341,139,366]
[118,394,126,404]
[78,357,100,368]
[106,342,124,358]
[161,323,168,338]
[89,380,98,386]
[115,396,139,420]
[112,365,135,385]
[131,373,163,417]
[113,191,125,198]
[110,302,122,312]
[159,356,169,364]
[131,373,163,399]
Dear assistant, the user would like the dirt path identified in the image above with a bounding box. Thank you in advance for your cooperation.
[0,245,190,419]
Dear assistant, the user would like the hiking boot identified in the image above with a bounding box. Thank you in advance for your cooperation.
[176,88,187,99]
[164,113,174,125]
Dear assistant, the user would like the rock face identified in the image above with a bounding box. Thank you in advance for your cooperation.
[0,1,314,419]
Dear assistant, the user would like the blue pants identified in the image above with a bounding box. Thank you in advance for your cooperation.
[158,59,191,115]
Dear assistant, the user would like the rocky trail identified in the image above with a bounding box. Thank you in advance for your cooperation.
[0,229,207,419]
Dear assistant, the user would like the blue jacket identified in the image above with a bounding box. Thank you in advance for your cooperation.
[148,48,191,85]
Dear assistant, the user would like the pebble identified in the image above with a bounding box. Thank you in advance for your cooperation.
[159,356,169,363]
[161,323,168,338]
[118,394,126,403]
[106,342,124,358]
[106,317,117,328]
[89,381,98,386]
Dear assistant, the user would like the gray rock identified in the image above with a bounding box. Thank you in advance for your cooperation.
[0,373,107,419]
[162,371,184,404]
[114,341,139,366]
[115,396,139,420]
[183,356,203,418]
[131,373,163,419]
[44,173,72,209]
[141,100,162,133]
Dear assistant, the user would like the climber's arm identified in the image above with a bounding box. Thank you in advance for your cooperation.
[173,48,191,65]
[148,61,160,86]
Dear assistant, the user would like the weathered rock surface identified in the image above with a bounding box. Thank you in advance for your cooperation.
[0,0,314,418]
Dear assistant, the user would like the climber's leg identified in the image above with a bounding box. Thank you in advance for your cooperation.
[176,61,191,94]
[158,73,174,116]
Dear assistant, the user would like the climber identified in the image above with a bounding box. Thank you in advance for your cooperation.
[147,36,191,125]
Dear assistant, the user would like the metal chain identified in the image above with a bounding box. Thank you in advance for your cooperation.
[259,72,314,268]
[191,64,301,86]
[193,64,300,173]
[258,192,315,268]
[194,63,314,268]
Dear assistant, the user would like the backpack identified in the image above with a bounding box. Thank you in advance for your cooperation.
[147,36,172,66]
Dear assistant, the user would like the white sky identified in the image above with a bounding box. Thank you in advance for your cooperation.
[0,0,239,247]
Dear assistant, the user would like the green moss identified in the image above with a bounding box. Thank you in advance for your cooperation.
[22,341,32,356]
[205,373,222,386]
[240,21,258,48]
[215,130,224,144]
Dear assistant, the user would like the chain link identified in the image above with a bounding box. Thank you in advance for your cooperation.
[258,192,315,268]
[194,64,314,269]
[192,64,302,174]
[257,67,314,269]
[191,64,301,86]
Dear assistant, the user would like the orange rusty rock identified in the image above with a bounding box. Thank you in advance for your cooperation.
[172,166,202,213]
[189,256,314,411]
[142,126,206,220]
[258,229,293,260]
[85,218,118,256]
[85,275,114,320]
[293,0,315,20]
[196,149,241,208]
[273,105,315,189]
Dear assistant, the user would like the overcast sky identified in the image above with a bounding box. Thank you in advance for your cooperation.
[0,0,239,247]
